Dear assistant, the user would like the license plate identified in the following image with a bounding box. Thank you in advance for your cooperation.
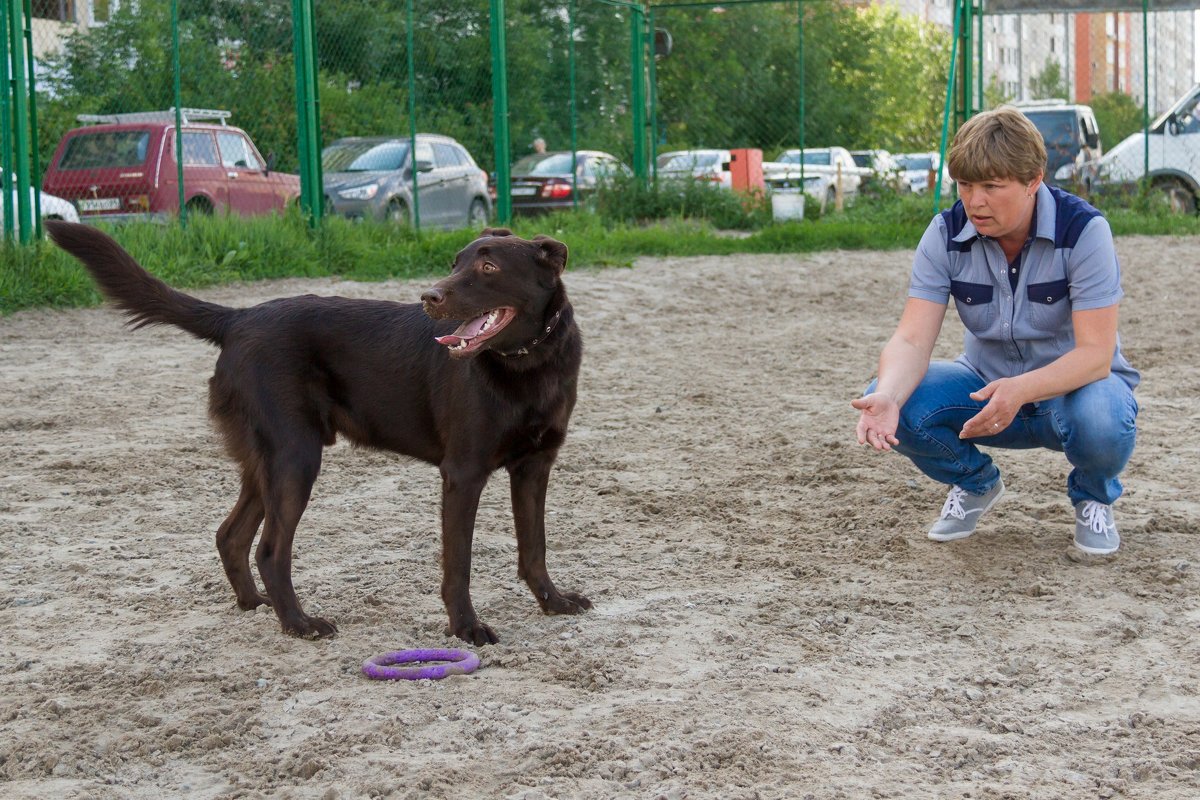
[511,186,537,196]
[77,197,121,212]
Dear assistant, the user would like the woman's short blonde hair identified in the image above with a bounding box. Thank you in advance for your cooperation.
[946,106,1047,184]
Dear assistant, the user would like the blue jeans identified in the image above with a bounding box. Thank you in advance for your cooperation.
[868,361,1138,505]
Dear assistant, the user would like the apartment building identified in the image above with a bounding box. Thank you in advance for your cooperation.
[883,0,1196,116]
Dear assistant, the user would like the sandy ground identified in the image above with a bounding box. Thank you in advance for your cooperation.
[2,234,1199,799]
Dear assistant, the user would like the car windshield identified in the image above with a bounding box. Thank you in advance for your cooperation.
[1023,112,1077,148]
[513,153,577,176]
[322,141,410,172]
[898,156,934,171]
[663,153,719,170]
[59,131,151,169]
[851,153,872,168]
[780,151,831,166]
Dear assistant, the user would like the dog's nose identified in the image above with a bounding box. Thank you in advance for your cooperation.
[420,288,445,306]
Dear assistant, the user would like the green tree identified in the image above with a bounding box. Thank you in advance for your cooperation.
[1028,58,1068,101]
[984,75,1015,109]
[1089,91,1145,149]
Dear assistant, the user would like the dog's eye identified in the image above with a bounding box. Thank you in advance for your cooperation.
[480,262,499,274]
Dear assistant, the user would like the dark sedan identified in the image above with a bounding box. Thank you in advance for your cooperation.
[508,150,631,214]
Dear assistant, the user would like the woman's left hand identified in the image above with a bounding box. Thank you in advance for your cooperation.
[960,378,1025,438]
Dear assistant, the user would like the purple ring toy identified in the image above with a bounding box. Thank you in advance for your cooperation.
[361,648,481,681]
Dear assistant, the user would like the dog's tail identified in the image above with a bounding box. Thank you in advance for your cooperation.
[46,220,233,347]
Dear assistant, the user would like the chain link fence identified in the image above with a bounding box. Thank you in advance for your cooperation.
[1,1,1197,244]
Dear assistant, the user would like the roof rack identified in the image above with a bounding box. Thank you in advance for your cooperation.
[76,108,232,126]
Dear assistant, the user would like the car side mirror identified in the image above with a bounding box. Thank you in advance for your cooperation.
[416,158,434,173]
[721,161,731,171]
[264,152,277,174]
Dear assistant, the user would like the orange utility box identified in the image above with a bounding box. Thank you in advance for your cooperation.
[729,148,764,193]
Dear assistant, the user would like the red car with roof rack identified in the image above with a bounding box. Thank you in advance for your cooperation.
[42,108,300,221]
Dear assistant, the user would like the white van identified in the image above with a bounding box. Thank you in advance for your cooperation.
[1090,83,1200,214]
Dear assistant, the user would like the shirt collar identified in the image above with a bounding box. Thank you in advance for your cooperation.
[950,181,1056,246]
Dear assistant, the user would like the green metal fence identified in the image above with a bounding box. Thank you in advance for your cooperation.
[1,0,1197,246]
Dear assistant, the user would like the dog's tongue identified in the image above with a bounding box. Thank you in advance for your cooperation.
[435,313,489,346]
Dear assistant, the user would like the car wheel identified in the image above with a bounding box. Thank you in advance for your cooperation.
[824,187,836,213]
[1151,178,1197,215]
[386,198,410,226]
[186,197,213,215]
[468,198,489,227]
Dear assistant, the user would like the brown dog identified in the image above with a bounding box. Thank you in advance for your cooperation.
[47,221,590,644]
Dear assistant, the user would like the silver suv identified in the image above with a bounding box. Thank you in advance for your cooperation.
[321,133,491,229]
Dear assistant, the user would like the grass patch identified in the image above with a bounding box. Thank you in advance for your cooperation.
[2,193,1196,315]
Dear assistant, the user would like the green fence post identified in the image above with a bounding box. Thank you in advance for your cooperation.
[7,0,31,243]
[406,0,420,231]
[648,6,657,180]
[490,0,511,224]
[629,5,646,179]
[798,0,805,185]
[20,0,38,237]
[0,0,12,241]
[569,0,578,206]
[291,0,322,227]
[172,0,186,226]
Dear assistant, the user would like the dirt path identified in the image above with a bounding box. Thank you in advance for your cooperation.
[2,236,1198,799]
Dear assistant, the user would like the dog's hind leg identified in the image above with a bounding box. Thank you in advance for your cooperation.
[215,471,269,610]
[256,439,337,639]
[439,461,497,645]
[508,453,592,616]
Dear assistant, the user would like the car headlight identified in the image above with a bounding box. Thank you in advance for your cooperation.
[337,184,379,200]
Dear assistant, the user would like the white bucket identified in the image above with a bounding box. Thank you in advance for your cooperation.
[771,190,805,221]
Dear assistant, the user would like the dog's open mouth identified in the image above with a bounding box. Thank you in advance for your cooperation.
[435,307,517,356]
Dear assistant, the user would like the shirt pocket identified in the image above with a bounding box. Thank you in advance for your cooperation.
[949,279,995,333]
[1026,278,1071,332]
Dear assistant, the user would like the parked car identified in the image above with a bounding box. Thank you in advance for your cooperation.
[850,149,907,193]
[1015,100,1102,186]
[508,150,631,215]
[763,146,863,207]
[42,108,300,221]
[655,149,733,189]
[1086,83,1200,215]
[322,133,491,229]
[1,172,80,233]
[895,151,952,196]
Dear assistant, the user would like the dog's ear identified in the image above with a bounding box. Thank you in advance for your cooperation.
[532,235,568,275]
[481,227,513,238]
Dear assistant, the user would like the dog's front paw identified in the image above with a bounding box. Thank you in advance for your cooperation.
[236,591,272,611]
[281,613,338,640]
[446,620,499,646]
[541,590,592,616]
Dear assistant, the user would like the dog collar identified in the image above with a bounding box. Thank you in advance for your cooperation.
[495,305,566,358]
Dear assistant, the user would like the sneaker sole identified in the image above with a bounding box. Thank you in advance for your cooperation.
[1072,538,1120,556]
[927,486,1006,542]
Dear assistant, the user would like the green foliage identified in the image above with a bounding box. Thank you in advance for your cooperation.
[1089,91,1146,150]
[652,3,950,156]
[1028,58,1069,101]
[984,75,1015,110]
[593,173,774,229]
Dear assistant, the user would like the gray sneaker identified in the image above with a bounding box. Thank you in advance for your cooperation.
[1073,500,1120,555]
[928,478,1006,541]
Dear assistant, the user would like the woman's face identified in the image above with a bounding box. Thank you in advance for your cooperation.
[956,176,1040,243]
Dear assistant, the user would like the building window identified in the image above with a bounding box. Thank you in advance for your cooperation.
[31,0,74,21]
[92,0,112,23]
